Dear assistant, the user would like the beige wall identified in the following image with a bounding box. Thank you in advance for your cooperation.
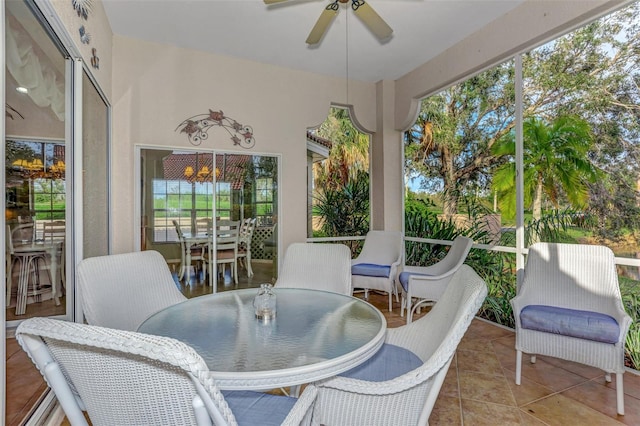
[48,0,113,98]
[110,36,377,255]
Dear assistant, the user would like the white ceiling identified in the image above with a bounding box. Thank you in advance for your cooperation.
[102,0,525,83]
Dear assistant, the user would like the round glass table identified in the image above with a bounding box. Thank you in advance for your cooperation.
[138,287,386,390]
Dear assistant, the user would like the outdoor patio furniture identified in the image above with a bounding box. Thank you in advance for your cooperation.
[5,224,52,314]
[275,243,352,295]
[203,220,241,287]
[351,230,404,311]
[237,217,257,277]
[511,242,632,415]
[299,264,487,425]
[16,317,314,426]
[398,235,474,323]
[173,219,206,282]
[76,250,187,331]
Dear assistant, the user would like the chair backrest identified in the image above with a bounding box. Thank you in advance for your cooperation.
[196,217,213,235]
[6,225,15,255]
[43,220,66,242]
[421,235,474,275]
[215,220,240,255]
[354,230,403,266]
[395,264,487,422]
[11,223,35,243]
[239,218,256,245]
[275,243,352,295]
[520,242,623,315]
[16,317,236,426]
[77,250,187,331]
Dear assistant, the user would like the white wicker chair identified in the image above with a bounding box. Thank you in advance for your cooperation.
[77,250,187,331]
[399,236,474,323]
[299,264,487,425]
[351,231,404,311]
[237,218,257,277]
[275,243,352,295]
[16,317,316,426]
[511,243,632,415]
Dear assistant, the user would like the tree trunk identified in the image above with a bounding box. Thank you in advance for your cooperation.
[442,148,458,217]
[532,175,543,220]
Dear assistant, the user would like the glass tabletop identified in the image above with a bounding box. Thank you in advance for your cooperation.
[138,287,386,389]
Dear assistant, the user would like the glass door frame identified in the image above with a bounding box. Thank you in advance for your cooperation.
[2,0,112,422]
[134,145,282,287]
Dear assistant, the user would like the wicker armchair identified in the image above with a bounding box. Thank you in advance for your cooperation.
[398,236,474,323]
[351,231,404,311]
[275,243,352,295]
[511,243,632,415]
[299,264,487,425]
[16,317,316,426]
[77,250,186,331]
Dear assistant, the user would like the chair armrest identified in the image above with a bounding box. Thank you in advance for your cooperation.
[281,384,317,426]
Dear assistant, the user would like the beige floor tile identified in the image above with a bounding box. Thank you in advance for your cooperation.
[534,355,605,381]
[457,347,504,376]
[430,394,462,425]
[502,368,556,407]
[439,361,460,398]
[521,393,624,425]
[561,379,640,424]
[518,410,552,425]
[461,399,527,425]
[459,370,517,406]
[507,356,592,392]
[492,337,518,368]
[458,336,496,353]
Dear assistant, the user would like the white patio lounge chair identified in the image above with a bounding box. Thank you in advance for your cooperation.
[275,243,352,295]
[511,243,632,415]
[16,317,316,426]
[298,264,487,425]
[351,230,404,311]
[398,235,474,323]
[77,250,187,331]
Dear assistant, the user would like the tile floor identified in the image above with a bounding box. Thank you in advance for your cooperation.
[6,262,640,425]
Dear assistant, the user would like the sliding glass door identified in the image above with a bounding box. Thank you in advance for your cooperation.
[138,148,279,295]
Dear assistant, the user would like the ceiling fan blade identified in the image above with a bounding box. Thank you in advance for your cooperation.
[352,1,393,40]
[306,7,339,45]
[263,0,291,4]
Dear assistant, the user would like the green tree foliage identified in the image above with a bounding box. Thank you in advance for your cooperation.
[314,171,370,238]
[312,107,371,239]
[405,62,515,216]
[492,116,600,220]
[314,108,369,190]
[522,4,640,236]
[405,2,640,233]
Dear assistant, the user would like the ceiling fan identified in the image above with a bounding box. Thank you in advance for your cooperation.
[264,0,393,45]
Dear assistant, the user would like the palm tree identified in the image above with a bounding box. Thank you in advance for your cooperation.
[492,115,600,220]
[314,108,369,190]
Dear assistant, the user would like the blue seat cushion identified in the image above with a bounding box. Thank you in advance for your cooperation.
[520,305,620,344]
[398,271,432,292]
[222,391,297,426]
[352,263,391,278]
[339,343,423,382]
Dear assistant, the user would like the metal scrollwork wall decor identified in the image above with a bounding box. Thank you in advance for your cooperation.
[79,25,91,44]
[176,109,255,149]
[71,0,92,20]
